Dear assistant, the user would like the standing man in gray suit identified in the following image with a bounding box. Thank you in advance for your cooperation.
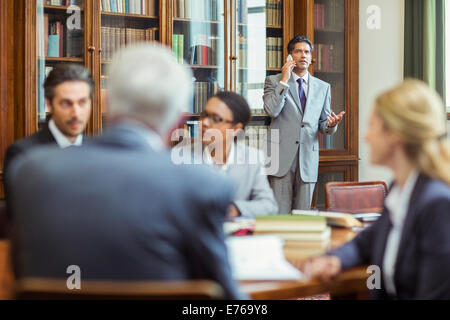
[263,36,345,213]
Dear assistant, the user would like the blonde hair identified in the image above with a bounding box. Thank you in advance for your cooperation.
[374,79,450,184]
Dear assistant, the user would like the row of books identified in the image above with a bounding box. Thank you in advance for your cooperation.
[44,0,82,6]
[238,35,248,68]
[193,81,220,114]
[313,42,344,73]
[43,17,83,58]
[266,0,283,27]
[101,27,158,61]
[314,0,345,30]
[173,0,220,21]
[266,37,283,69]
[100,0,157,16]
[237,0,282,27]
[236,0,248,24]
[173,34,220,66]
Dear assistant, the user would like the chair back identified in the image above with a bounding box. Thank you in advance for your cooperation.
[325,181,388,214]
[16,278,225,300]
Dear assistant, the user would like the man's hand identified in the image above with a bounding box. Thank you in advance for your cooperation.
[327,111,345,128]
[227,205,241,218]
[281,60,297,83]
[303,255,342,283]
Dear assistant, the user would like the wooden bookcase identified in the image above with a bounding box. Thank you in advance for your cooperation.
[0,0,359,206]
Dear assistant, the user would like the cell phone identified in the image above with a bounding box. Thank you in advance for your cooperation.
[286,54,293,62]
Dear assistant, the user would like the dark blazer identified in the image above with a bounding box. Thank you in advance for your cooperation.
[8,124,244,299]
[3,125,56,178]
[329,174,450,299]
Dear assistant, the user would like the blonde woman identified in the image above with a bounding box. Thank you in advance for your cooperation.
[307,80,450,299]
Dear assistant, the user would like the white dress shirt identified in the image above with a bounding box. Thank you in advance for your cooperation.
[280,71,309,99]
[48,119,83,148]
[203,142,235,172]
[382,169,419,296]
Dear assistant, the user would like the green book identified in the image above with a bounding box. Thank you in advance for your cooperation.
[172,34,179,62]
[178,34,184,64]
[255,214,326,223]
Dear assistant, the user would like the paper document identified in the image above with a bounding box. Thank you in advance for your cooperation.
[226,235,303,281]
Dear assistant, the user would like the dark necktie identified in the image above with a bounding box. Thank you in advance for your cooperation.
[297,78,307,113]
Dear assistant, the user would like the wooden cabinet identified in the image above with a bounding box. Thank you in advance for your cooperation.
[296,0,359,208]
[1,0,358,203]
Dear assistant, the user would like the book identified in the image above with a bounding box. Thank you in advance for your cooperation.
[48,34,60,57]
[254,215,330,242]
[292,210,363,228]
[255,214,328,232]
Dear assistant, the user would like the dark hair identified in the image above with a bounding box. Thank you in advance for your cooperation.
[44,64,94,102]
[213,91,251,128]
[287,35,314,54]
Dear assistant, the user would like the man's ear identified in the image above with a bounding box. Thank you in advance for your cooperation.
[46,99,53,113]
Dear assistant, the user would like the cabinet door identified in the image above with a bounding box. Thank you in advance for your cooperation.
[99,0,161,129]
[235,0,285,115]
[37,0,87,129]
[170,0,226,115]
[313,0,346,150]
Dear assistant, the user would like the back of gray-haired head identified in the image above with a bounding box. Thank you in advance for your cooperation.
[107,43,193,135]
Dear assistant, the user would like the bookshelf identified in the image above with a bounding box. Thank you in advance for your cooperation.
[4,0,359,206]
[37,1,86,127]
[168,0,292,144]
[295,0,359,209]
[100,0,160,127]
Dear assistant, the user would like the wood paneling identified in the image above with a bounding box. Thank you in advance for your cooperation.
[0,0,16,199]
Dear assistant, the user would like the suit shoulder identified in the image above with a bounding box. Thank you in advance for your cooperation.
[311,75,331,88]
[265,73,282,83]
[421,178,450,203]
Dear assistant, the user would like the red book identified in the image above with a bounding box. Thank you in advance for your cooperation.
[202,45,208,65]
[58,21,64,57]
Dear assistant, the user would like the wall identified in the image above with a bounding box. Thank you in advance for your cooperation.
[358,0,405,183]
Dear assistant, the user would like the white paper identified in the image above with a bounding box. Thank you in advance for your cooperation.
[226,235,303,281]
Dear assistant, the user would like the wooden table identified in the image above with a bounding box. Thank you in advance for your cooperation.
[0,228,368,300]
[241,228,369,300]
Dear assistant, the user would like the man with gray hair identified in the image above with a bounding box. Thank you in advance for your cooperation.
[8,44,244,299]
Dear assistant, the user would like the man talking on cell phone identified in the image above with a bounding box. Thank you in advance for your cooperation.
[263,35,345,213]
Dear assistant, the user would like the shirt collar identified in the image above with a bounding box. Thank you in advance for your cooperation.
[385,169,419,227]
[48,119,83,148]
[292,71,309,84]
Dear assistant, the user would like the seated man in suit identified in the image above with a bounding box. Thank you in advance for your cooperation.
[3,65,93,218]
[8,44,244,299]
[172,91,278,218]
[3,64,93,173]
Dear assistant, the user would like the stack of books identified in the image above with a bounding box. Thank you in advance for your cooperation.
[254,215,331,251]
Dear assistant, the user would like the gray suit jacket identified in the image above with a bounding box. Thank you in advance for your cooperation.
[8,124,244,299]
[172,139,278,218]
[263,72,337,182]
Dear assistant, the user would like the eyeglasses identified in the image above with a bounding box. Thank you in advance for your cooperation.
[199,111,233,124]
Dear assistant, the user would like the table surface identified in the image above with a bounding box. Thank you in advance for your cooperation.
[0,228,367,300]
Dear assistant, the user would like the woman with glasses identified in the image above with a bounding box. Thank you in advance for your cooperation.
[306,80,450,299]
[173,91,278,218]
